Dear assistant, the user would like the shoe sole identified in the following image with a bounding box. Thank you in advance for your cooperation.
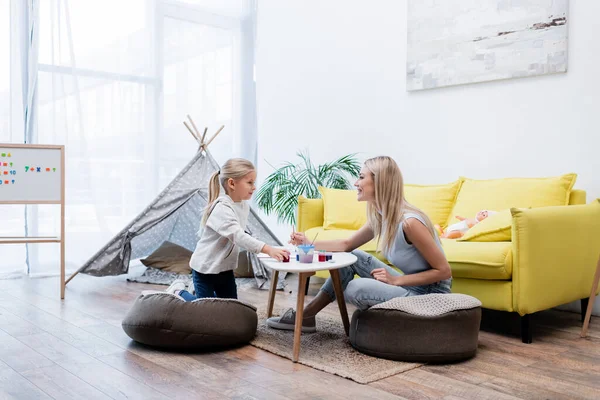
[267,320,317,333]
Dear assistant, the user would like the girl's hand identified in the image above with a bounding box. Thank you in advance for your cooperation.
[265,246,290,262]
[289,232,307,246]
[371,268,397,285]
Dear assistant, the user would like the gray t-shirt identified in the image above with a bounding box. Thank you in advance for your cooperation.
[384,212,444,275]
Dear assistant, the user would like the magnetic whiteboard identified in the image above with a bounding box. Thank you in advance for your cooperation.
[0,144,64,203]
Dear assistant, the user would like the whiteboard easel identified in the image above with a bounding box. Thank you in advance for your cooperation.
[0,144,66,299]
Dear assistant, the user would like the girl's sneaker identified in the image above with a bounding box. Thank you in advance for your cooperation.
[187,280,195,296]
[166,279,187,295]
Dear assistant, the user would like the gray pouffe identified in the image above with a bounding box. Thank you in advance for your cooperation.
[350,293,482,363]
[122,293,258,350]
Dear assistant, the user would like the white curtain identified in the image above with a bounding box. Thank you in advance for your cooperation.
[0,0,38,277]
[0,0,258,278]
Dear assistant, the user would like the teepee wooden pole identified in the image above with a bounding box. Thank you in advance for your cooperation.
[201,127,208,145]
[183,121,199,142]
[204,125,225,149]
[187,115,203,143]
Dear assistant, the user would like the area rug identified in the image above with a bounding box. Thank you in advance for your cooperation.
[250,310,422,384]
[126,267,259,291]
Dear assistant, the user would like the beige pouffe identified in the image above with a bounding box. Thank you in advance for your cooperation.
[122,293,258,350]
[350,293,482,363]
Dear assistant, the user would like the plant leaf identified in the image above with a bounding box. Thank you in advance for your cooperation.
[256,152,361,223]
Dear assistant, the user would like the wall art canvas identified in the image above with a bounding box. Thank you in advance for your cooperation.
[407,0,569,91]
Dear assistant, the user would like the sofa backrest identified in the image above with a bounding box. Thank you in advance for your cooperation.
[296,180,586,232]
[444,174,578,227]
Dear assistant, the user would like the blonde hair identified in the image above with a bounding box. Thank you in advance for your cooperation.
[202,158,256,225]
[364,156,437,254]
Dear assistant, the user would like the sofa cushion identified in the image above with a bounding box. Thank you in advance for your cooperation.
[404,179,463,227]
[458,209,512,242]
[446,173,577,227]
[318,187,367,230]
[297,196,324,232]
[442,239,513,280]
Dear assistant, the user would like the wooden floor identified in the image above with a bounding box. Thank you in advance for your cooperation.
[0,274,599,400]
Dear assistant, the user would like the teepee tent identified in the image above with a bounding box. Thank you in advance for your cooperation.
[67,121,285,291]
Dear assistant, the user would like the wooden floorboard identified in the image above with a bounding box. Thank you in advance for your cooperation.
[21,366,113,400]
[0,273,599,400]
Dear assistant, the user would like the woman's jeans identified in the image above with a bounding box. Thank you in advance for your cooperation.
[320,250,452,310]
[179,270,238,301]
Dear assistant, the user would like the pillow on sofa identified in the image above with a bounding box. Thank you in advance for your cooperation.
[404,180,463,227]
[297,196,324,232]
[446,173,577,228]
[140,241,192,274]
[318,187,367,230]
[458,209,512,242]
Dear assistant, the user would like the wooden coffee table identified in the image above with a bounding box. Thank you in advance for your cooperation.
[260,252,358,362]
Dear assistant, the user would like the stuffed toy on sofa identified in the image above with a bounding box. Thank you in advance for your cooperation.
[435,210,497,239]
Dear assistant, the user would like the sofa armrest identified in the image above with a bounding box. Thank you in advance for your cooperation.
[297,196,324,232]
[511,199,600,315]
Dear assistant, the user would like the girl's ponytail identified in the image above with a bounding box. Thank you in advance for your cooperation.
[201,158,255,226]
[202,170,222,225]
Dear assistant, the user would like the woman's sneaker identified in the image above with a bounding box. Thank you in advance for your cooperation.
[266,308,316,333]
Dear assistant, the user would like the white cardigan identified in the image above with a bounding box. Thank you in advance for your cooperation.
[189,194,265,274]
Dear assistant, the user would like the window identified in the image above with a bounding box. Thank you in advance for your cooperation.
[18,0,257,275]
[0,0,9,140]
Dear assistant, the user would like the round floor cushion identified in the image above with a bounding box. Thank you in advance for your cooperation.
[350,293,482,363]
[122,293,258,350]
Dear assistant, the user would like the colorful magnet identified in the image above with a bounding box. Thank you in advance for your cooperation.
[30,168,34,172]
[9,162,12,167]
[3,171,7,175]
[2,162,6,166]
[46,167,50,172]
[1,153,5,157]
[36,167,41,172]
[7,153,10,157]
[53,168,56,172]
[11,180,14,184]
[4,180,8,184]
[25,166,29,172]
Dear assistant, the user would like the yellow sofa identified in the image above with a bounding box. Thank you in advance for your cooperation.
[297,175,600,343]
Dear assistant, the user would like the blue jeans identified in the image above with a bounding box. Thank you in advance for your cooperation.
[320,250,452,310]
[179,270,238,301]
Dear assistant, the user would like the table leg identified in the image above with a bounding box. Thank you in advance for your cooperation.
[293,272,311,362]
[581,254,600,338]
[266,270,279,318]
[330,269,350,336]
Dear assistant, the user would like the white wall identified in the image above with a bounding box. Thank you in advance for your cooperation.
[255,1,600,314]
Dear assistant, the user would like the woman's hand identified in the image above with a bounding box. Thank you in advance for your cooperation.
[264,245,290,262]
[371,268,398,285]
[289,232,307,246]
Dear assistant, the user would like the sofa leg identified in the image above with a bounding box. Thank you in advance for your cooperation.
[521,314,532,344]
[581,298,590,323]
[305,276,310,295]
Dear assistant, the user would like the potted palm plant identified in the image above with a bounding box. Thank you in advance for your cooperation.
[256,151,361,225]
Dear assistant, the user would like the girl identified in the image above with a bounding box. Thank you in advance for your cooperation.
[169,158,289,300]
[267,156,452,332]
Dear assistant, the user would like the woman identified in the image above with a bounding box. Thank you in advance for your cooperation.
[267,156,452,333]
